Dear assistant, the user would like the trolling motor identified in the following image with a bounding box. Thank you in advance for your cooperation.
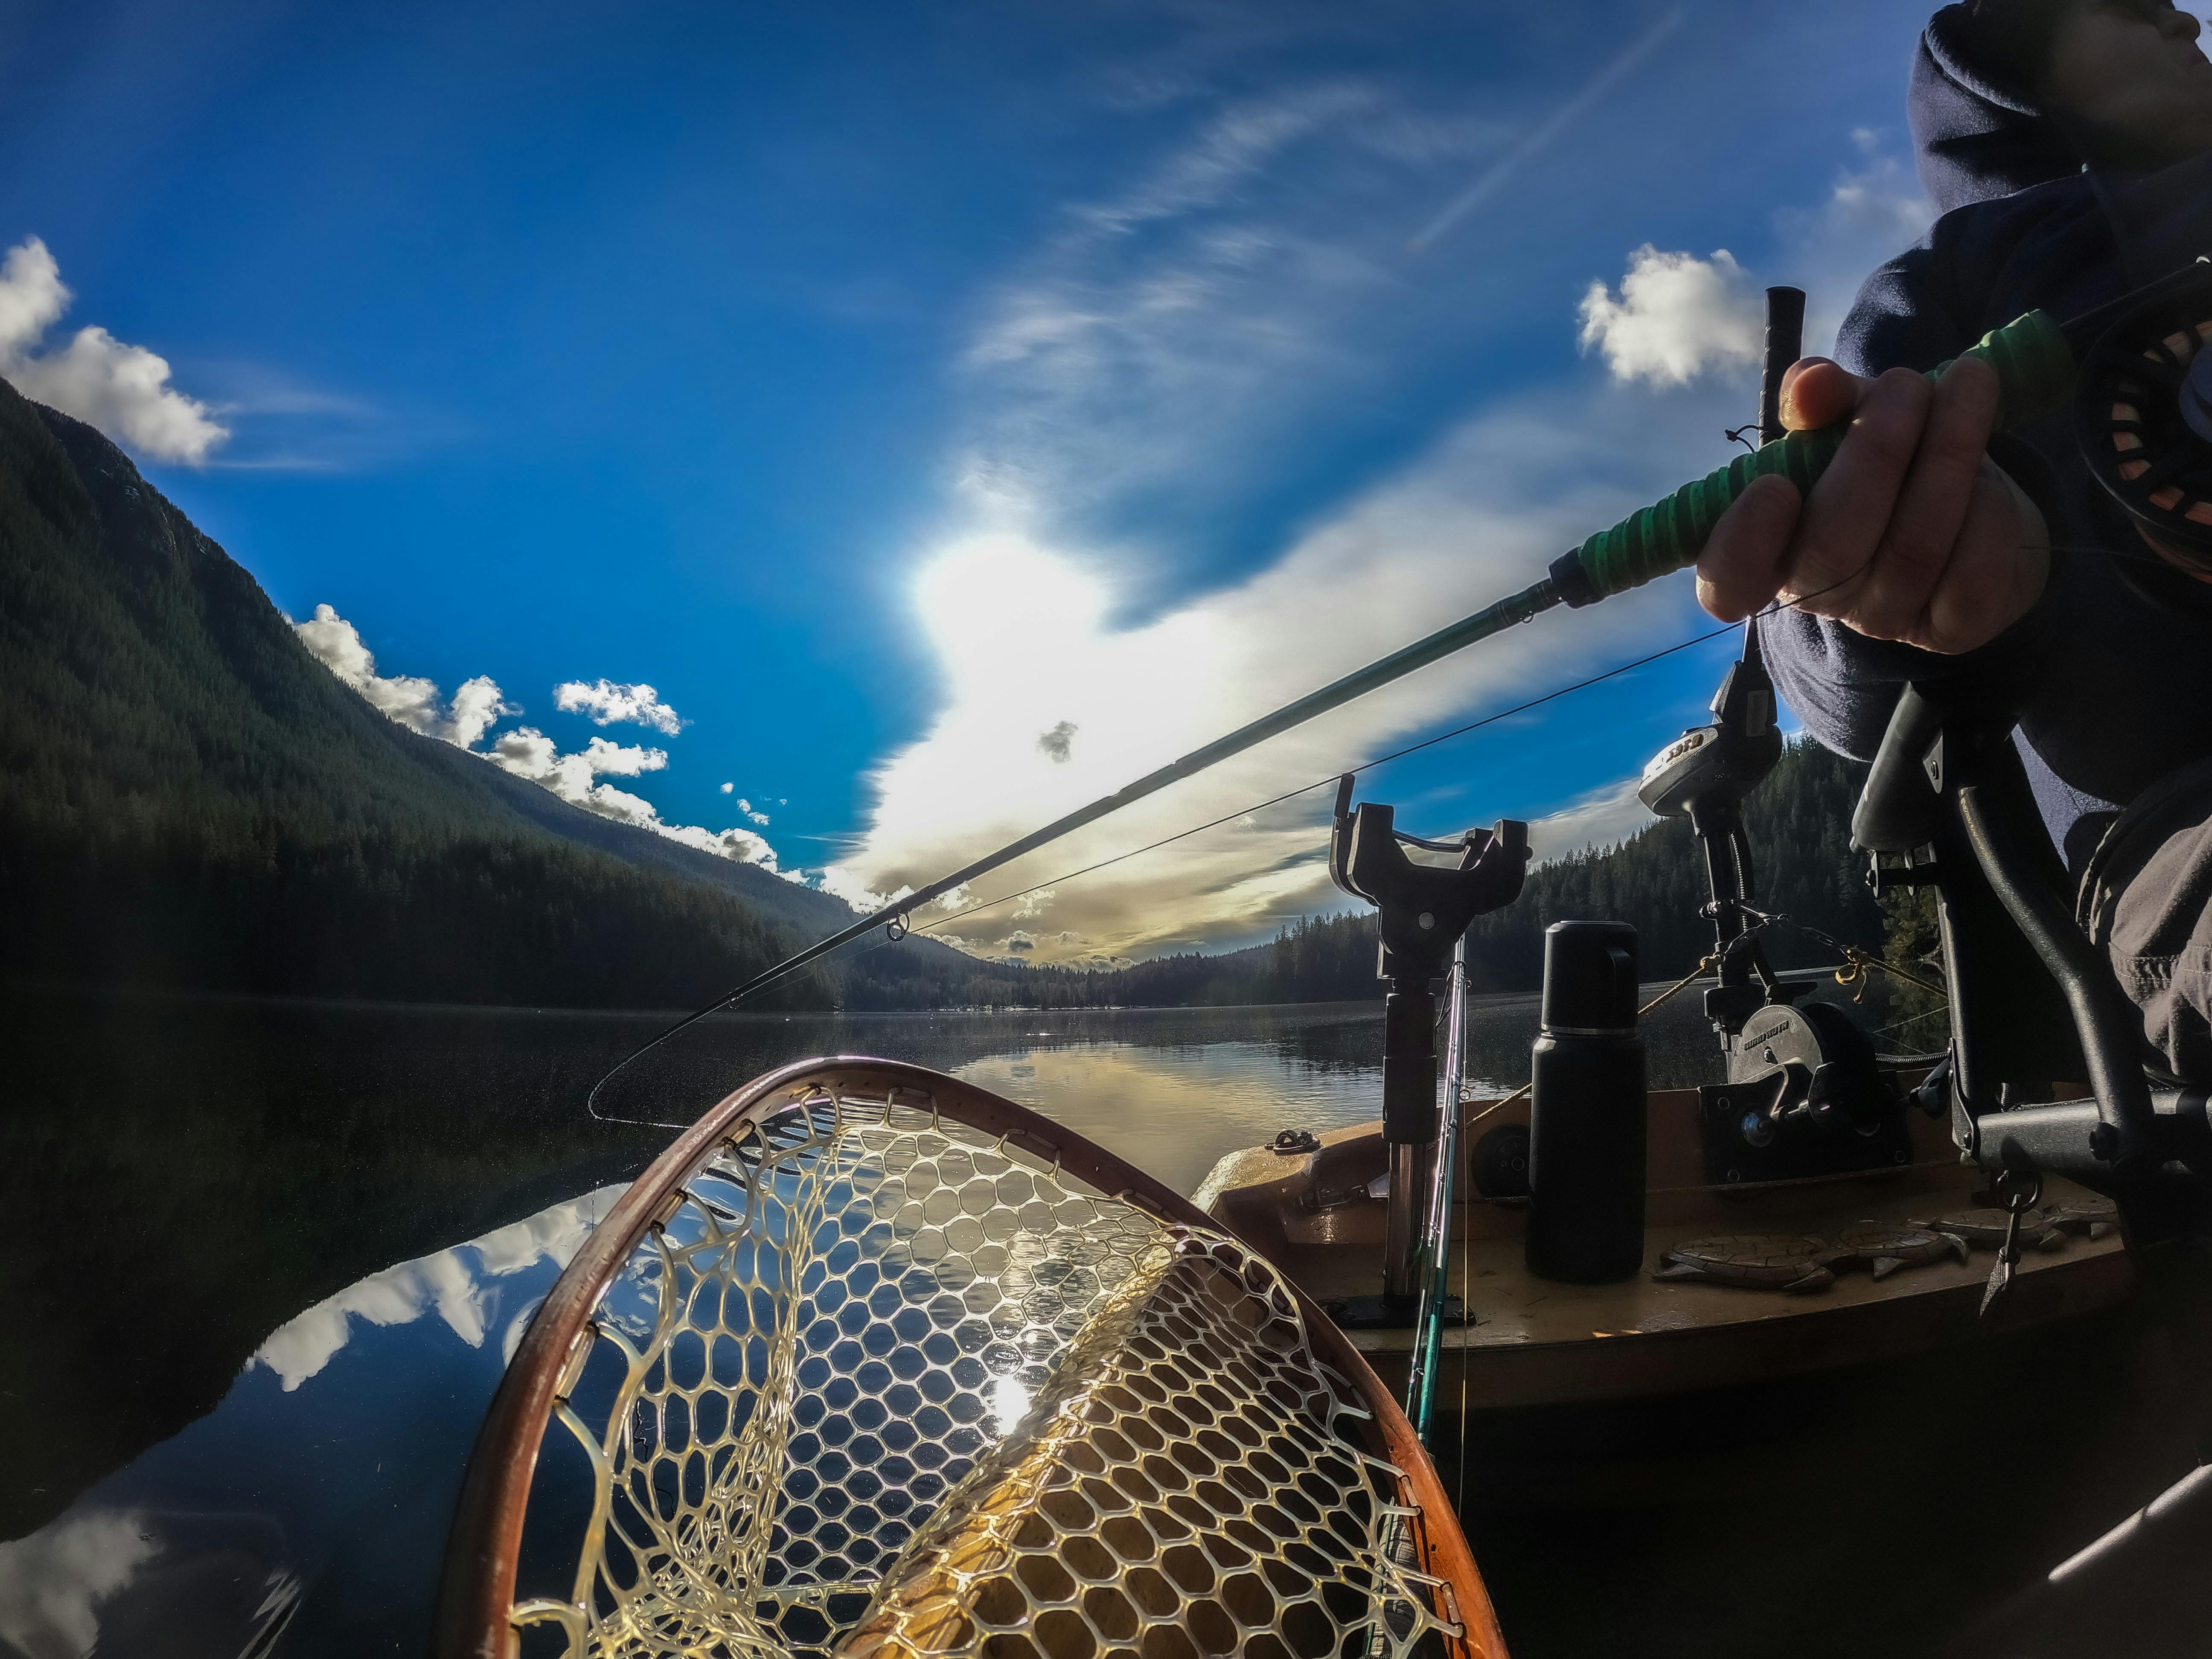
[1638,629,1903,1182]
[1327,779,1528,1325]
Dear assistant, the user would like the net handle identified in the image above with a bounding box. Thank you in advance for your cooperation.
[430,1054,1508,1659]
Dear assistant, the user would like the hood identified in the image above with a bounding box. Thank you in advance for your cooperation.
[1910,3,2085,215]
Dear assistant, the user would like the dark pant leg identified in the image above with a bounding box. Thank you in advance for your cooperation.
[2078,757,2212,1083]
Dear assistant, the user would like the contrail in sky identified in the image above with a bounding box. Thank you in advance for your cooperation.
[1408,6,1688,254]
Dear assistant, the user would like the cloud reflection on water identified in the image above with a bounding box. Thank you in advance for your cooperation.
[0,1183,626,1658]
[250,1186,625,1390]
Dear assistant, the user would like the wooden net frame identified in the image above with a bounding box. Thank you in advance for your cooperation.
[433,1057,1507,1659]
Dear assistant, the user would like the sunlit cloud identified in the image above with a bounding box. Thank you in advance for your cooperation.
[0,236,229,464]
[831,117,1919,964]
[1581,134,1936,388]
[1526,776,1656,862]
[1583,133,1929,393]
[829,382,1716,962]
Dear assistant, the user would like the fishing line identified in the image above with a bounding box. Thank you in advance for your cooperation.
[583,619,1757,1124]
[580,562,1897,1126]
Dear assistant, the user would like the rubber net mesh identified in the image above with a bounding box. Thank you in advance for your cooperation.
[509,1091,1458,1659]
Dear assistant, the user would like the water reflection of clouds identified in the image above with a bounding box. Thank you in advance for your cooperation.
[0,1508,160,1659]
[250,1186,625,1390]
[0,1185,627,1659]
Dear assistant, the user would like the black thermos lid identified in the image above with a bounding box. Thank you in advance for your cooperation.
[1540,920,1639,1033]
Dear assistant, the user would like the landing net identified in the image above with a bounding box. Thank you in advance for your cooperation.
[484,1085,1462,1659]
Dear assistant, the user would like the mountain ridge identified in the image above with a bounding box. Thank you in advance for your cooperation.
[0,375,983,1008]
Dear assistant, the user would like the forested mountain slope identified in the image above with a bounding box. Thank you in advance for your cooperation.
[0,377,976,1008]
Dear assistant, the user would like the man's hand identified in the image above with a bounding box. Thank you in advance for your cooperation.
[1697,354,2049,654]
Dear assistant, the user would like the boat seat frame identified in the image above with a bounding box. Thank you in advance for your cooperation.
[1853,683,2212,1220]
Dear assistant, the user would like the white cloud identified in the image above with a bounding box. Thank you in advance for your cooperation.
[0,237,67,356]
[296,603,787,874]
[0,1509,162,1659]
[735,797,770,826]
[486,727,669,820]
[0,236,229,464]
[552,678,685,735]
[1579,244,1763,387]
[721,781,735,793]
[813,109,1933,966]
[482,730,785,870]
[294,604,515,747]
[1578,131,1934,391]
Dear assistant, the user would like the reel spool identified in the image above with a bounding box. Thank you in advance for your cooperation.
[2075,267,2212,581]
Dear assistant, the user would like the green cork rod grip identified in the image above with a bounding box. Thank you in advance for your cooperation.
[1549,308,2076,605]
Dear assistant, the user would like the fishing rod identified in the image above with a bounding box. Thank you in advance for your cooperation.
[584,611,1757,1123]
[590,262,2212,1117]
[692,307,2079,1004]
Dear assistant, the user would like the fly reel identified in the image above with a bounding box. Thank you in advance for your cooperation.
[2075,264,2212,581]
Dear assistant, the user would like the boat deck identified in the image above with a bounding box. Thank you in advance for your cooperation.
[1197,1088,2136,1411]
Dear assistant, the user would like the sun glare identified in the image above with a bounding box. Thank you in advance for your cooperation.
[913,533,1109,681]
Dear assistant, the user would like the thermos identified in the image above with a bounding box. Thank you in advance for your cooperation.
[1525,920,1646,1283]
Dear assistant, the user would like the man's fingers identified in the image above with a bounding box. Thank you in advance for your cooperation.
[1851,354,2002,641]
[1696,472,1801,621]
[1779,359,1871,431]
[1779,367,1933,611]
[1906,462,2049,655]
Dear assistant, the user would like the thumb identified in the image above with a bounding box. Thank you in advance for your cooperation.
[1779,358,1874,431]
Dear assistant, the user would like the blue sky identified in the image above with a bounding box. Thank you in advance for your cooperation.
[2,0,1951,963]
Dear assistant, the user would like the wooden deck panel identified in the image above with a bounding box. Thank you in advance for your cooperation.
[1199,1091,2138,1412]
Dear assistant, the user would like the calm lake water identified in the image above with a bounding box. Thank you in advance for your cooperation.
[0,984,1707,1657]
[19,978,2203,1659]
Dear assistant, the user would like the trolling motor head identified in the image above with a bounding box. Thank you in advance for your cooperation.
[1636,649,1782,821]
[1328,777,1530,983]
